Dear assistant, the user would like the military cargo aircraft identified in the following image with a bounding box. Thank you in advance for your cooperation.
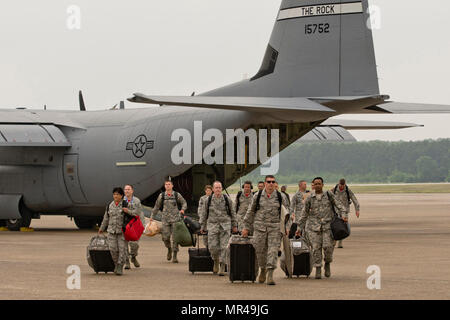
[1,0,449,230]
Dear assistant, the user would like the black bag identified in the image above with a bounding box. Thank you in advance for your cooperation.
[291,238,312,277]
[331,214,350,241]
[188,235,214,274]
[87,236,116,274]
[184,216,201,235]
[229,236,256,283]
[292,254,312,277]
[121,200,133,232]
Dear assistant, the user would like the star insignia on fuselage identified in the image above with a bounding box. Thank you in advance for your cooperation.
[126,135,154,158]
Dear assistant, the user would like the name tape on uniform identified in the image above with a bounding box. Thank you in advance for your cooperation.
[277,2,363,21]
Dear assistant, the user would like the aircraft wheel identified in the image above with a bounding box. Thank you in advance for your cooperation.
[74,217,97,230]
[6,200,32,231]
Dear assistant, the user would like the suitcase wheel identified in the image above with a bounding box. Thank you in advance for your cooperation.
[105,272,107,274]
[192,272,195,275]
[96,272,98,274]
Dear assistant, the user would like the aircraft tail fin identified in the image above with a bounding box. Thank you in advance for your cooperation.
[205,0,379,98]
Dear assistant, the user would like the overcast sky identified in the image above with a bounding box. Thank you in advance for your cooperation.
[0,0,449,141]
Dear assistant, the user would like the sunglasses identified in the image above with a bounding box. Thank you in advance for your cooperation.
[266,181,276,184]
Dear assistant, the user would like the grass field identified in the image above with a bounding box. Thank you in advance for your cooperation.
[226,183,450,194]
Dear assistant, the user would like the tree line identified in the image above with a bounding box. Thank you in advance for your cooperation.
[242,139,450,184]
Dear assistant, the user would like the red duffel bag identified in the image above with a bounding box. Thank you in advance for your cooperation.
[123,216,144,242]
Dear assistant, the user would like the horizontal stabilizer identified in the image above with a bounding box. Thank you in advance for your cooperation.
[373,102,450,114]
[128,94,335,113]
[322,119,423,130]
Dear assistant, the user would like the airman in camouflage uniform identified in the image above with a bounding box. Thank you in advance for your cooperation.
[200,181,237,276]
[332,178,360,248]
[242,175,289,285]
[151,180,187,263]
[235,181,254,233]
[197,185,213,247]
[124,184,145,269]
[290,180,309,223]
[99,187,136,275]
[296,177,347,279]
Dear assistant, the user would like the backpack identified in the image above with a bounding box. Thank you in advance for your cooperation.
[235,191,243,212]
[333,184,352,205]
[255,190,283,218]
[159,191,182,212]
[206,194,231,220]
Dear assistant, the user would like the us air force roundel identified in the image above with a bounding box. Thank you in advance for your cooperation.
[126,135,154,158]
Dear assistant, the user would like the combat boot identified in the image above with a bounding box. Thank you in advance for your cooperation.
[124,259,131,270]
[258,268,267,283]
[115,264,123,276]
[338,240,343,248]
[315,267,322,279]
[324,263,331,278]
[167,248,172,261]
[266,269,275,285]
[219,263,225,276]
[131,256,140,268]
[172,251,178,263]
[213,258,219,274]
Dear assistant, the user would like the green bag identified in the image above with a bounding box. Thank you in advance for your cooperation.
[173,220,193,247]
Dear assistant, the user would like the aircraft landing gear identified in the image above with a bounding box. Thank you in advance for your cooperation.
[74,217,98,230]
[6,200,32,231]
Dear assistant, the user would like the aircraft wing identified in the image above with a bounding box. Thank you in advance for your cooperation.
[128,94,335,113]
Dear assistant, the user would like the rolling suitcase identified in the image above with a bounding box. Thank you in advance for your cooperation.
[291,237,313,277]
[188,235,214,274]
[228,235,256,283]
[87,235,115,274]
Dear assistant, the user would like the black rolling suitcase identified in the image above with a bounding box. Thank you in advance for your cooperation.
[291,237,313,277]
[228,235,256,283]
[87,235,115,274]
[189,234,214,274]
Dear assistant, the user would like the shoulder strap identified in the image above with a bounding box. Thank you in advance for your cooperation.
[173,191,182,210]
[236,191,242,212]
[255,190,263,211]
[106,204,110,215]
[276,190,283,218]
[333,184,338,194]
[327,191,338,217]
[159,192,165,212]
[345,186,351,204]
[224,194,231,217]
[206,195,213,220]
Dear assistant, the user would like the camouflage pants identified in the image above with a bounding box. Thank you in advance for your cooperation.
[237,215,253,235]
[125,241,140,259]
[306,229,335,267]
[162,222,179,252]
[107,233,126,266]
[208,224,231,264]
[253,225,282,270]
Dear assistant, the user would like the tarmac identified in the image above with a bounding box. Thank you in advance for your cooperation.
[0,193,449,300]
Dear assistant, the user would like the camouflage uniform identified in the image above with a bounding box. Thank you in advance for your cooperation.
[151,191,187,252]
[333,186,360,215]
[234,192,253,233]
[296,191,347,268]
[99,201,136,266]
[124,196,144,259]
[243,190,289,270]
[200,194,237,264]
[197,195,209,247]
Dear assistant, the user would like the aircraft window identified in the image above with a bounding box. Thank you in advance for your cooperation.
[251,45,278,81]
